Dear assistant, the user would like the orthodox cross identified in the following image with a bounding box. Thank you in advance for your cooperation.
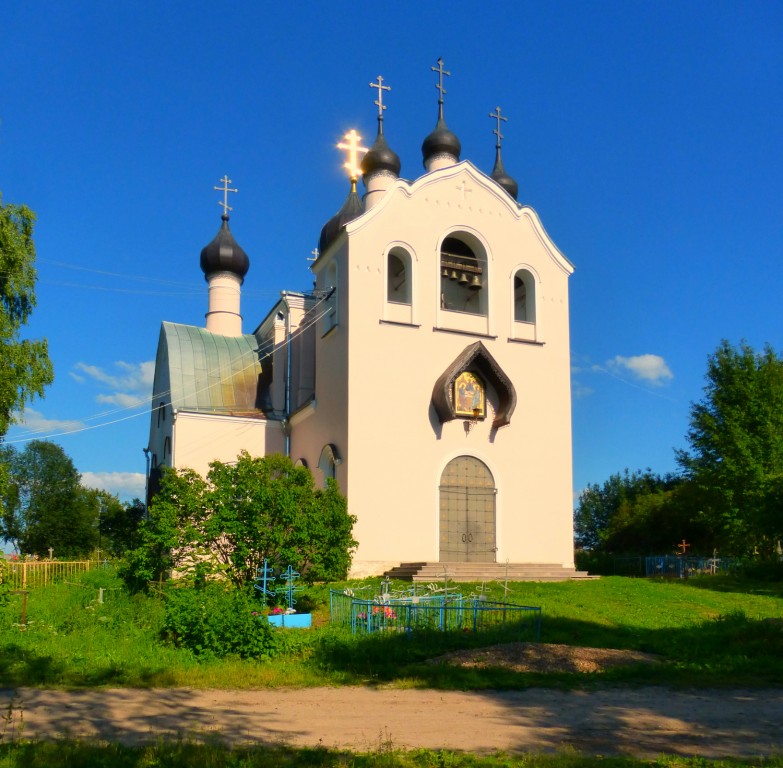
[496,559,512,598]
[281,565,303,611]
[307,247,319,263]
[253,558,277,605]
[456,179,473,200]
[214,175,238,215]
[440,565,453,602]
[370,75,391,120]
[489,106,508,148]
[431,57,451,105]
[676,538,690,556]
[337,129,368,183]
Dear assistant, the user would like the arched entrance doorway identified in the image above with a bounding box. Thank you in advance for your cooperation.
[439,456,496,562]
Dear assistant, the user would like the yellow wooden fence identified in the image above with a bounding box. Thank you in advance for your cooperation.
[1,560,92,589]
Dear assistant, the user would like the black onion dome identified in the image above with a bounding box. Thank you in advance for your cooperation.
[318,187,364,254]
[361,129,401,179]
[200,215,250,281]
[491,148,519,200]
[422,117,461,167]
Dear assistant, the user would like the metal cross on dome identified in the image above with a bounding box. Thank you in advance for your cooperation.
[214,175,238,215]
[489,106,508,148]
[337,129,368,182]
[370,75,391,120]
[431,57,451,104]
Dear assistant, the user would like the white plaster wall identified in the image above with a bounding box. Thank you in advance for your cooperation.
[172,412,285,476]
[339,162,574,571]
[290,241,350,487]
[205,272,244,337]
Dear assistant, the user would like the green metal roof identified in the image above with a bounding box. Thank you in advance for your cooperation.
[157,322,262,414]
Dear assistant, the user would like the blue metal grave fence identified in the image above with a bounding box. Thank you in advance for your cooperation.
[644,555,740,577]
[330,589,541,641]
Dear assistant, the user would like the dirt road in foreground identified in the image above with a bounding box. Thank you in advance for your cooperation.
[1,687,780,758]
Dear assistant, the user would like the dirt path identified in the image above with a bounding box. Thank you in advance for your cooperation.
[1,686,781,757]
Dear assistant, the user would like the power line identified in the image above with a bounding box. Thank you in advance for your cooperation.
[6,294,332,444]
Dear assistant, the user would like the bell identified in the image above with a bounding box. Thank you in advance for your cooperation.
[449,269,459,280]
[458,272,469,286]
[469,275,482,290]
[442,267,449,278]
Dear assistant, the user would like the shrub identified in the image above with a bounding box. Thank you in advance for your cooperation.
[162,582,277,660]
[737,557,783,582]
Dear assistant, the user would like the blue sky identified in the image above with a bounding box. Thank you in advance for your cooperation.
[2,2,781,502]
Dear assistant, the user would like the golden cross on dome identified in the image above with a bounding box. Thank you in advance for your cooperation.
[431,57,451,105]
[214,175,238,215]
[370,75,391,120]
[489,106,508,148]
[337,129,368,183]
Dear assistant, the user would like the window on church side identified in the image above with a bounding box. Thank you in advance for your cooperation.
[163,436,171,460]
[440,236,487,317]
[318,444,339,487]
[513,269,536,323]
[324,261,338,333]
[387,248,411,305]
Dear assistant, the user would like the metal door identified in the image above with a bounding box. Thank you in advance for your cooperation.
[439,456,496,563]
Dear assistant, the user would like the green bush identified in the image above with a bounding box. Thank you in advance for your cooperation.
[737,557,783,582]
[162,582,277,660]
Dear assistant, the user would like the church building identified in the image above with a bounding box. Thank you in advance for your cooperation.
[148,61,580,580]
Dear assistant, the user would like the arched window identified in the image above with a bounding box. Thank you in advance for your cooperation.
[163,436,171,460]
[318,443,341,486]
[387,247,411,305]
[514,271,535,322]
[440,235,487,317]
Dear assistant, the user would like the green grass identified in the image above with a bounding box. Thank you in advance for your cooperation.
[0,742,781,768]
[1,569,782,690]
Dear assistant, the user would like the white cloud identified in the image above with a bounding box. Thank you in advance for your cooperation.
[71,360,154,408]
[571,381,594,399]
[96,393,147,408]
[607,354,673,386]
[81,471,146,500]
[13,407,86,434]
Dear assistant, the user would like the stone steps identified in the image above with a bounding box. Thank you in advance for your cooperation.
[384,561,596,583]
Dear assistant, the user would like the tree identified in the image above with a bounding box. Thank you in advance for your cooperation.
[1,440,98,557]
[98,496,145,557]
[575,469,682,552]
[125,452,357,588]
[676,340,783,555]
[0,195,54,438]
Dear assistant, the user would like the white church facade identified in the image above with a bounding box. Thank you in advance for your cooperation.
[148,63,580,579]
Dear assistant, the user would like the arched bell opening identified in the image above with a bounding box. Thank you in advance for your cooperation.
[439,235,487,316]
